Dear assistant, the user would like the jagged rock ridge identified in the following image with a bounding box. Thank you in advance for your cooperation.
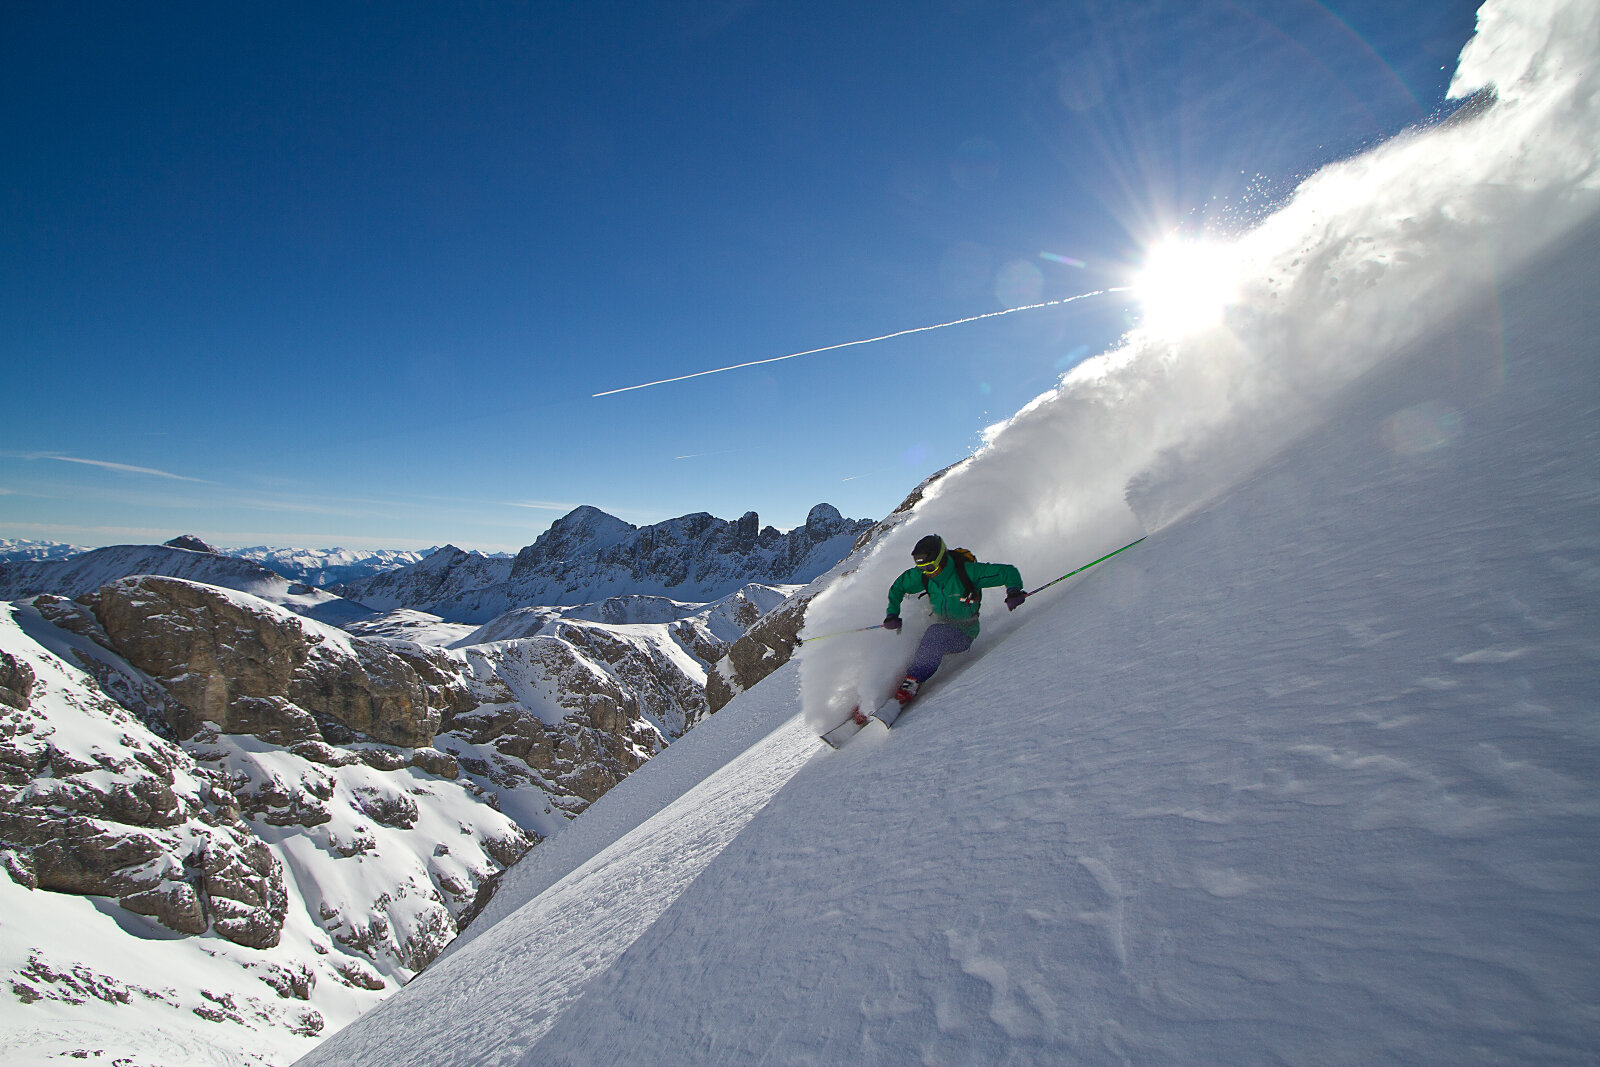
[340,504,873,623]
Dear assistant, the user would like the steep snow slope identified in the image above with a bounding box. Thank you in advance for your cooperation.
[297,3,1600,1063]
[297,665,814,1066]
[799,0,1600,724]
[516,226,1598,1067]
[305,206,1599,1067]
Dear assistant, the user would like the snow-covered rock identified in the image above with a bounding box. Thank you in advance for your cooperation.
[71,576,437,749]
[0,596,533,1064]
[0,618,290,949]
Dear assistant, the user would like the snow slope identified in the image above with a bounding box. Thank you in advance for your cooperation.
[298,665,813,1066]
[298,3,1599,1063]
[513,230,1599,1067]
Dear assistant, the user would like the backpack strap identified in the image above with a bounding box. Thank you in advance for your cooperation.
[921,548,982,604]
[953,551,980,604]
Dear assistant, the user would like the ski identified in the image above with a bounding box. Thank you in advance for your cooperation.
[819,691,916,747]
[870,697,906,729]
[819,704,874,748]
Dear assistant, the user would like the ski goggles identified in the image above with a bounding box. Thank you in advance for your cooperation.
[915,545,947,574]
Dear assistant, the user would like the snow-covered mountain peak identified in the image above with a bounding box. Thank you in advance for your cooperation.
[802,502,843,528]
[416,545,475,570]
[164,533,220,553]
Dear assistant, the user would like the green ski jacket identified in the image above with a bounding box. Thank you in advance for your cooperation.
[886,556,1023,638]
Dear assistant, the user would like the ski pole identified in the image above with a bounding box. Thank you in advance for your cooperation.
[1023,536,1146,599]
[797,623,887,645]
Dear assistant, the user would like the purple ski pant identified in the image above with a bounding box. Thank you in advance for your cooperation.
[907,622,974,683]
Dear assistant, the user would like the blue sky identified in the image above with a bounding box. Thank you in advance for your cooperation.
[0,1,1480,552]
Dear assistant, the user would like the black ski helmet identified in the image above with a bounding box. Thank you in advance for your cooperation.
[912,534,947,573]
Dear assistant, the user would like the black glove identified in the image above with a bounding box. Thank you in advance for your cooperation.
[883,615,902,631]
[1004,589,1027,611]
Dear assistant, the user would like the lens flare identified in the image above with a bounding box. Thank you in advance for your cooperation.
[1132,239,1239,339]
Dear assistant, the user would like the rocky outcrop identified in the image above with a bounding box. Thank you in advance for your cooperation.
[86,577,312,741]
[443,631,670,812]
[706,594,812,712]
[0,649,33,710]
[164,534,220,553]
[288,637,435,749]
[0,679,290,948]
[386,643,477,717]
[82,575,436,748]
[1,597,532,997]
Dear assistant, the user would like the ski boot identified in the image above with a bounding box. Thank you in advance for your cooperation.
[892,676,920,706]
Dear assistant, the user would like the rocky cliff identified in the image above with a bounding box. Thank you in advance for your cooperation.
[0,592,536,1058]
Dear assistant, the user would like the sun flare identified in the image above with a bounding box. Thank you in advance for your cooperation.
[1133,239,1238,339]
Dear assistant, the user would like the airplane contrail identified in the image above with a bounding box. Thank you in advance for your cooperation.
[592,287,1131,397]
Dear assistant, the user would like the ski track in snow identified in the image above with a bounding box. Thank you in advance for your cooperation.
[296,672,818,1067]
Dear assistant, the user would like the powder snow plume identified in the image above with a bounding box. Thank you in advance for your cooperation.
[797,0,1600,732]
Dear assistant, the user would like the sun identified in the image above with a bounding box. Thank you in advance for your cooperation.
[1132,238,1238,339]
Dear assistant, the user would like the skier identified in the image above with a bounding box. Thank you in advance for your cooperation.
[883,534,1025,706]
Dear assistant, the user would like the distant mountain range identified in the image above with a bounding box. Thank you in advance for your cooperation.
[0,539,90,563]
[3,502,867,614]
[338,503,875,624]
[0,538,436,588]
[0,538,375,626]
[225,545,443,587]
